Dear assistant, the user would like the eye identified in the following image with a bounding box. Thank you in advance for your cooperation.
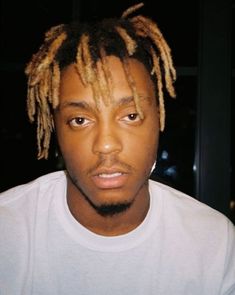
[68,117,90,127]
[127,113,139,121]
[122,113,141,123]
[120,112,142,125]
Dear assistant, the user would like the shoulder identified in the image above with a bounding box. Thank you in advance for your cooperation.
[149,180,235,264]
[149,178,225,216]
[149,179,234,234]
[0,171,67,206]
[149,180,235,292]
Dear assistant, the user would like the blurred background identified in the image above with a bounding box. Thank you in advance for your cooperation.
[0,0,234,223]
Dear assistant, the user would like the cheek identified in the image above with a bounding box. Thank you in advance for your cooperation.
[124,128,159,166]
[55,124,91,167]
[59,137,91,166]
[59,143,92,184]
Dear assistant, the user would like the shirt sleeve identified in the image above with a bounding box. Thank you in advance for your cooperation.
[220,220,235,295]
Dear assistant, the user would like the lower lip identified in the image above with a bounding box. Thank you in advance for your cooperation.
[92,174,128,189]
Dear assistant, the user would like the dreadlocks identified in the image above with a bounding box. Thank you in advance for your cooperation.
[25,2,176,159]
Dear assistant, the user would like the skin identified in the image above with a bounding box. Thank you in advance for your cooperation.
[54,56,160,236]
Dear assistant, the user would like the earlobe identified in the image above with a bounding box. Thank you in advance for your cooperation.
[150,160,157,175]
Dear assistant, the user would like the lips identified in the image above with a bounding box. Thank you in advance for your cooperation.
[91,169,129,189]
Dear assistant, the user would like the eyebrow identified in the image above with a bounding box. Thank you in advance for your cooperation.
[58,95,152,112]
[59,100,93,111]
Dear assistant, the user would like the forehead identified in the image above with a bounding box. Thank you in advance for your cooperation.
[59,55,156,106]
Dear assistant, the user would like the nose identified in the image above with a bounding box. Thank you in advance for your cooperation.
[92,122,122,155]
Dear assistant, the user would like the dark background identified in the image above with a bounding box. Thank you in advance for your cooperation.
[0,0,234,223]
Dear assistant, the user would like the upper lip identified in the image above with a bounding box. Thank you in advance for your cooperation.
[91,167,128,177]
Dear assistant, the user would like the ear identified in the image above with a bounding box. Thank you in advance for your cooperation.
[150,161,157,175]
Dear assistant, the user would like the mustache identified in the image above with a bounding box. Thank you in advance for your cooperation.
[87,155,133,175]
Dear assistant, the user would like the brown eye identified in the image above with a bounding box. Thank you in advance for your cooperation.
[120,112,141,125]
[127,113,139,121]
[69,117,89,127]
[74,117,85,125]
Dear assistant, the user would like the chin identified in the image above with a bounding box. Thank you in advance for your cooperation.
[84,188,134,215]
[90,200,132,217]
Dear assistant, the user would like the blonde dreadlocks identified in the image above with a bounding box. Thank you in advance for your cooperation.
[25,2,176,159]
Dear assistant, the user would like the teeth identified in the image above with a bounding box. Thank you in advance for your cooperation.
[98,172,122,178]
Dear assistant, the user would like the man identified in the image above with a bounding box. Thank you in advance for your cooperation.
[0,3,234,294]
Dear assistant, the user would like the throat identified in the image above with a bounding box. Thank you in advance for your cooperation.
[68,197,150,237]
[66,178,150,236]
[87,215,142,237]
[85,200,150,237]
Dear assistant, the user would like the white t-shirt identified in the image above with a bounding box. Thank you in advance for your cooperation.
[0,171,235,295]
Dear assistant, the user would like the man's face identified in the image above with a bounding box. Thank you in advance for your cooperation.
[55,56,159,213]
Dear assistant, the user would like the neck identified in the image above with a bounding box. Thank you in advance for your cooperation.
[66,179,150,236]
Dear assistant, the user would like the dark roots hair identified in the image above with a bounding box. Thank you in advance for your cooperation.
[25,3,176,159]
